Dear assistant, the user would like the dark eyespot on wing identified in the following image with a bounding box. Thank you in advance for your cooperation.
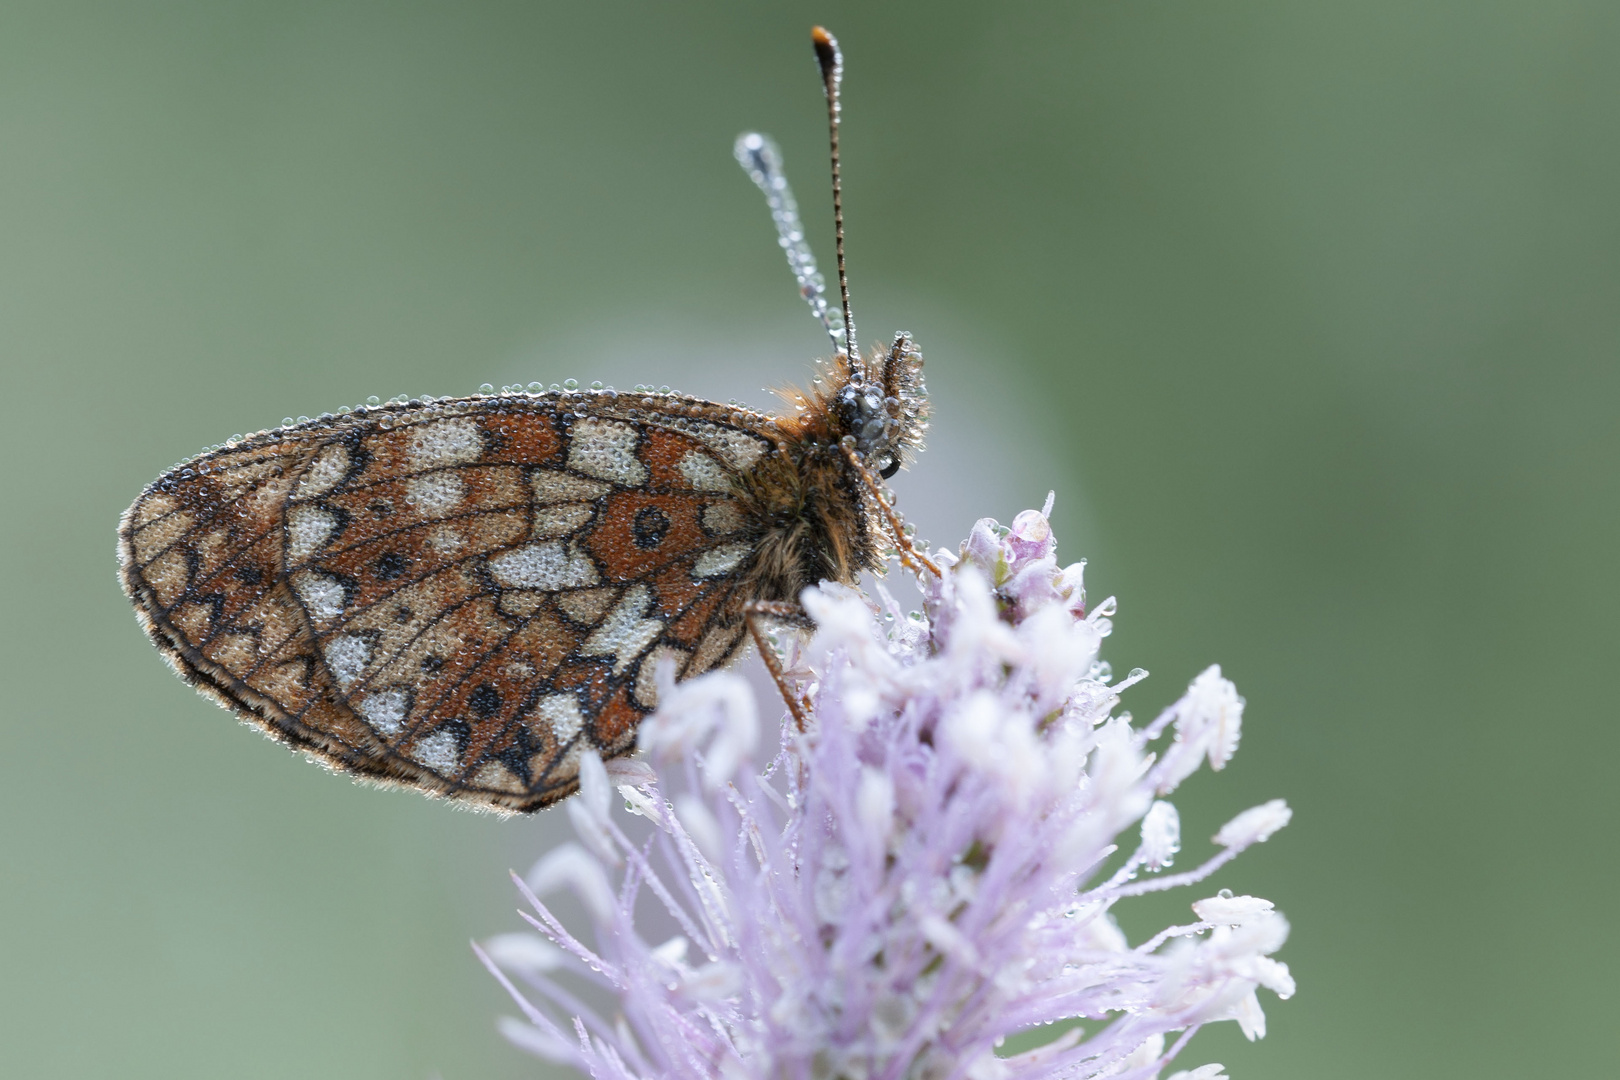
[468,682,501,717]
[374,551,409,580]
[633,505,671,549]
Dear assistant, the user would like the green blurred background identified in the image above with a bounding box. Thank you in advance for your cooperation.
[2,1,1615,1076]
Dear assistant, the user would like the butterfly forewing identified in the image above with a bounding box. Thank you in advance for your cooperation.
[120,395,772,812]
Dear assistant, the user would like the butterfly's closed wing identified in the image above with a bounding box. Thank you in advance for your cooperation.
[120,27,938,815]
[119,395,774,812]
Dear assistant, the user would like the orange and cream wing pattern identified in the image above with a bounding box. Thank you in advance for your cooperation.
[118,396,773,812]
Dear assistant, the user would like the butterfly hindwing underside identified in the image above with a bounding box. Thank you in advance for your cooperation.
[119,395,776,812]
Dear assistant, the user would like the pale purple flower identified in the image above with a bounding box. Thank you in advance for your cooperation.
[478,496,1294,1080]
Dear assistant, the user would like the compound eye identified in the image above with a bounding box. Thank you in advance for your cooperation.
[879,457,901,479]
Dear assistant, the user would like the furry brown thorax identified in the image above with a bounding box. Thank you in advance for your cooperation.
[739,331,928,605]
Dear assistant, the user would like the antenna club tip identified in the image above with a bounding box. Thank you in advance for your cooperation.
[811,26,841,74]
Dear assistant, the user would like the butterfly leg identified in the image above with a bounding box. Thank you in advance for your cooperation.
[840,442,943,578]
[744,600,814,732]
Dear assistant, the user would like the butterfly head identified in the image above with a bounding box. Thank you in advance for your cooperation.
[772,328,928,481]
[835,333,928,480]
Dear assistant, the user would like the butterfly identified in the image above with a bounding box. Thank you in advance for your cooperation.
[117,27,932,813]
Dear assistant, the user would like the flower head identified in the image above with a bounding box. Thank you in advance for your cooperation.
[479,498,1293,1080]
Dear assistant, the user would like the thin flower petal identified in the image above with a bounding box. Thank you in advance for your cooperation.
[1191,893,1275,926]
[524,844,617,926]
[1214,799,1293,848]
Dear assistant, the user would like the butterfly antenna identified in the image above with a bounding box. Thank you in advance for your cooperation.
[811,26,860,377]
[733,133,845,356]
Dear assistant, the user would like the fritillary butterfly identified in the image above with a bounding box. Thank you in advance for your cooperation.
[118,28,930,813]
